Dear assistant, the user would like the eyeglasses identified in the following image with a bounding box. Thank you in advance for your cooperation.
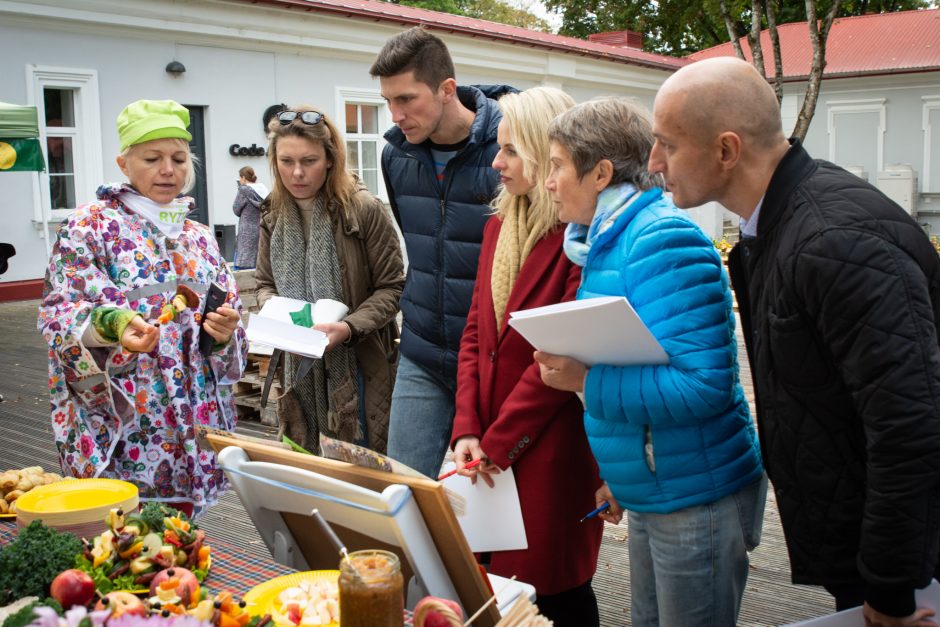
[278,111,324,126]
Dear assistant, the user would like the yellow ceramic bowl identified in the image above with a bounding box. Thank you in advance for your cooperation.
[16,478,138,534]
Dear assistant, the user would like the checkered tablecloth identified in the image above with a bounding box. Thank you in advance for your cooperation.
[0,520,413,625]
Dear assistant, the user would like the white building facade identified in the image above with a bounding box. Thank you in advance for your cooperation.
[0,0,681,296]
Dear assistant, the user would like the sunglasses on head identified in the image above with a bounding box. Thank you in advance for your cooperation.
[278,111,324,126]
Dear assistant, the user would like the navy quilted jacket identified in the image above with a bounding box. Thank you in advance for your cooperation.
[729,140,940,612]
[381,84,513,380]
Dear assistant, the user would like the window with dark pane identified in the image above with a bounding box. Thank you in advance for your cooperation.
[43,87,78,210]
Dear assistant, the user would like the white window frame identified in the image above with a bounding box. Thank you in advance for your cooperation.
[826,98,886,176]
[335,87,390,202]
[923,95,940,193]
[26,65,103,224]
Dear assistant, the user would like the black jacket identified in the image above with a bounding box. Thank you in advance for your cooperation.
[728,140,940,616]
[381,84,513,381]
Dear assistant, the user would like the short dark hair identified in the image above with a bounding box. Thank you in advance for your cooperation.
[369,27,454,89]
[262,104,288,134]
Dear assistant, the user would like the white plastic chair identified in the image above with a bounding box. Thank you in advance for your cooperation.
[218,446,536,615]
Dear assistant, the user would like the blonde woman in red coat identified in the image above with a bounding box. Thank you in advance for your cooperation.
[451,86,603,626]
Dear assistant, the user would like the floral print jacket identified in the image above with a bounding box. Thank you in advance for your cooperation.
[37,184,248,513]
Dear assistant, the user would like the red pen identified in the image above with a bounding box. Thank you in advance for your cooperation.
[438,458,483,481]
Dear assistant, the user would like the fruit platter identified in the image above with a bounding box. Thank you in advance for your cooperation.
[75,504,210,594]
[242,572,340,627]
[0,507,268,627]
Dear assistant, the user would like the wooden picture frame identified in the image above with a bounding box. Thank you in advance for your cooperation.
[206,432,502,627]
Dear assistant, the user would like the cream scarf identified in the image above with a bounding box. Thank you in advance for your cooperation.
[119,189,190,239]
[491,204,541,332]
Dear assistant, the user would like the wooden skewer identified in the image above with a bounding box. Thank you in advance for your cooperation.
[463,575,518,626]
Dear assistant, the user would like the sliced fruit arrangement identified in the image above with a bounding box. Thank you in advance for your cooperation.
[76,504,210,594]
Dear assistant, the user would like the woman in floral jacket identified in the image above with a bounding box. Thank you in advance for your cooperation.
[37,99,247,517]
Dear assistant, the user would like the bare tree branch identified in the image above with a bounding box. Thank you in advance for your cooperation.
[765,0,784,104]
[747,0,766,73]
[793,0,841,140]
[720,0,746,59]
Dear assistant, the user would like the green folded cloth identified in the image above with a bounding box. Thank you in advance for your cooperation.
[283,435,313,455]
[289,303,315,328]
[91,307,141,344]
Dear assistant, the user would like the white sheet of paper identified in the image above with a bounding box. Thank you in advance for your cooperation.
[245,296,329,359]
[441,463,527,553]
[784,580,940,626]
[508,296,669,366]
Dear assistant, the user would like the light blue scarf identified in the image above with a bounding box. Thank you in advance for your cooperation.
[563,183,639,267]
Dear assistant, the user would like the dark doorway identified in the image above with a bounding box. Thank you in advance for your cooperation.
[184,105,209,225]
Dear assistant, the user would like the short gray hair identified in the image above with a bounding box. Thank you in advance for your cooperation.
[548,97,656,190]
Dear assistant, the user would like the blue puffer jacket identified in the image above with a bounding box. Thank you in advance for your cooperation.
[577,186,763,513]
[382,84,514,381]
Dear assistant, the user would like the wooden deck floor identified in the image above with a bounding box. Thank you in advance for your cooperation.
[0,299,833,625]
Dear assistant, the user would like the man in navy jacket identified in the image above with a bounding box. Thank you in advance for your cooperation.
[370,27,513,478]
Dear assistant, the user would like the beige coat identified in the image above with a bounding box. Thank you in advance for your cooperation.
[255,186,404,452]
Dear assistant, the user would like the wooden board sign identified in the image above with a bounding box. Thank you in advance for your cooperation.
[205,432,501,627]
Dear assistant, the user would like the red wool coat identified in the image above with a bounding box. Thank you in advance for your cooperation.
[452,217,603,596]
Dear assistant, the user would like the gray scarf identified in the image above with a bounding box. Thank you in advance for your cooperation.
[270,194,361,450]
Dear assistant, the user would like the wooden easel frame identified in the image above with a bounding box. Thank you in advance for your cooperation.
[206,433,501,627]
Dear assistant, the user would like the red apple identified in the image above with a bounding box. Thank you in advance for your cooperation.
[49,569,96,609]
[94,591,148,617]
[149,567,200,607]
[414,596,463,627]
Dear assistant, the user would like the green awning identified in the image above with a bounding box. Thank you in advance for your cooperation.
[0,102,40,139]
[0,138,45,172]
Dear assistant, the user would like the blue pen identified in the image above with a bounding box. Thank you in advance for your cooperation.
[579,502,611,523]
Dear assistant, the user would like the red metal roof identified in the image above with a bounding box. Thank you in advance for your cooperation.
[239,0,686,71]
[689,8,940,79]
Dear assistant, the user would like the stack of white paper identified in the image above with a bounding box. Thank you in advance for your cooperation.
[439,462,527,553]
[245,296,336,359]
[508,296,669,366]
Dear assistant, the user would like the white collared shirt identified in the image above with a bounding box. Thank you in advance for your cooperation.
[739,196,765,239]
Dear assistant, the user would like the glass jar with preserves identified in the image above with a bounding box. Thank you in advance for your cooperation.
[339,549,404,627]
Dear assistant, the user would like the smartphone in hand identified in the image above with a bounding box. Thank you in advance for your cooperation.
[199,281,227,358]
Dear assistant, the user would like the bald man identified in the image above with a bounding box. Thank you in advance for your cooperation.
[649,56,940,626]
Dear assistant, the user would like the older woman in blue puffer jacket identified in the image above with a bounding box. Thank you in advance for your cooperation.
[536,97,766,627]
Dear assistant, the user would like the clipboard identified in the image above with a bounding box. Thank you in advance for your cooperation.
[508,296,669,366]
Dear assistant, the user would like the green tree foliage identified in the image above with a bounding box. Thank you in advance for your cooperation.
[542,0,927,55]
[389,0,550,31]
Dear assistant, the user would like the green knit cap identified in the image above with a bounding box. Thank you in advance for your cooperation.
[117,99,192,151]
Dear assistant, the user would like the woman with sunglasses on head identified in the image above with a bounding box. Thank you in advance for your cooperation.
[255,106,404,454]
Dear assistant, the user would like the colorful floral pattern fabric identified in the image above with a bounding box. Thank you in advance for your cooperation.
[38,183,248,513]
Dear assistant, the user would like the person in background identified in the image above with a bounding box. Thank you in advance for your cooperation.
[536,97,765,626]
[232,165,268,270]
[38,99,247,518]
[649,56,940,626]
[370,25,515,478]
[255,105,404,454]
[451,86,603,626]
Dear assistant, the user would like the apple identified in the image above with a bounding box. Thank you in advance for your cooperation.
[413,596,463,627]
[94,591,147,617]
[49,569,96,609]
[149,567,200,607]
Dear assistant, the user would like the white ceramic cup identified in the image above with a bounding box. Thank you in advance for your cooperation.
[313,298,350,323]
